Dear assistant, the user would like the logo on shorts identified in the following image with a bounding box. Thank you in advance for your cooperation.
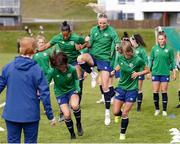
[57,99,61,104]
[152,76,155,80]
[104,66,107,69]
[166,77,169,81]
[130,98,133,101]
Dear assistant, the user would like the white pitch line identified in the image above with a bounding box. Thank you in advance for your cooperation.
[0,102,5,108]
[0,127,5,132]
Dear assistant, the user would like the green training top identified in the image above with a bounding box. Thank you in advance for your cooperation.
[33,45,59,78]
[149,44,175,75]
[50,33,85,64]
[47,64,80,97]
[117,54,145,90]
[33,46,54,79]
[89,25,120,62]
[135,45,148,65]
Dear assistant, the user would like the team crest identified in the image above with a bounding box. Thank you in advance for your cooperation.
[95,33,98,37]
[43,53,47,56]
[67,73,72,78]
[136,51,139,54]
[61,41,65,44]
[69,41,74,45]
[56,75,60,78]
[104,33,108,37]
[120,62,123,65]
[165,49,168,53]
[129,63,134,68]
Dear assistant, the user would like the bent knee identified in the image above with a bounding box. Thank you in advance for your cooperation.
[63,113,71,120]
[71,104,79,111]
[122,112,128,118]
[77,55,84,63]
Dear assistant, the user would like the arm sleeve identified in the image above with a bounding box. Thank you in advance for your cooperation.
[149,47,155,71]
[110,29,120,68]
[89,28,94,47]
[0,67,7,93]
[139,58,146,71]
[47,68,54,84]
[38,71,54,120]
[141,48,149,65]
[50,34,60,47]
[78,36,85,44]
[169,48,176,70]
[73,68,80,93]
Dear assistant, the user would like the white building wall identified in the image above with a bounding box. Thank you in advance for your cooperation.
[98,0,180,20]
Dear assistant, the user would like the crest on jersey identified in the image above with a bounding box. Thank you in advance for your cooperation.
[104,33,108,37]
[69,41,74,45]
[165,49,168,53]
[67,73,72,78]
[129,63,134,68]
[56,75,60,78]
[43,53,47,56]
[136,51,139,54]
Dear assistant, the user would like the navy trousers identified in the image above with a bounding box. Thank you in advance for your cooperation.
[5,120,39,143]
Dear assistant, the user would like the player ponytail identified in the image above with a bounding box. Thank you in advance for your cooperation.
[61,21,71,32]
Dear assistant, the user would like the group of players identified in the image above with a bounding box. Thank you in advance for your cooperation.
[0,13,180,142]
[32,13,180,140]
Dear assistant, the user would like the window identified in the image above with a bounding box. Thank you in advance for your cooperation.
[127,13,134,20]
[127,0,135,2]
[118,11,125,20]
[177,13,180,24]
[118,0,126,4]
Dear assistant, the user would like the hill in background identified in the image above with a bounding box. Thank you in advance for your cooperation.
[21,0,97,19]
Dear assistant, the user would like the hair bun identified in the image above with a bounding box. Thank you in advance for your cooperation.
[62,21,68,26]
[123,32,129,37]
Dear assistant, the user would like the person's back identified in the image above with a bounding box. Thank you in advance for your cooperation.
[0,37,55,143]
[2,55,48,122]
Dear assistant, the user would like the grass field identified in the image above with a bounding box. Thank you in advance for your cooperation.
[0,29,155,53]
[0,53,180,143]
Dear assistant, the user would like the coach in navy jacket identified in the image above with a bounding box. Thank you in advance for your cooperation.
[0,37,55,143]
